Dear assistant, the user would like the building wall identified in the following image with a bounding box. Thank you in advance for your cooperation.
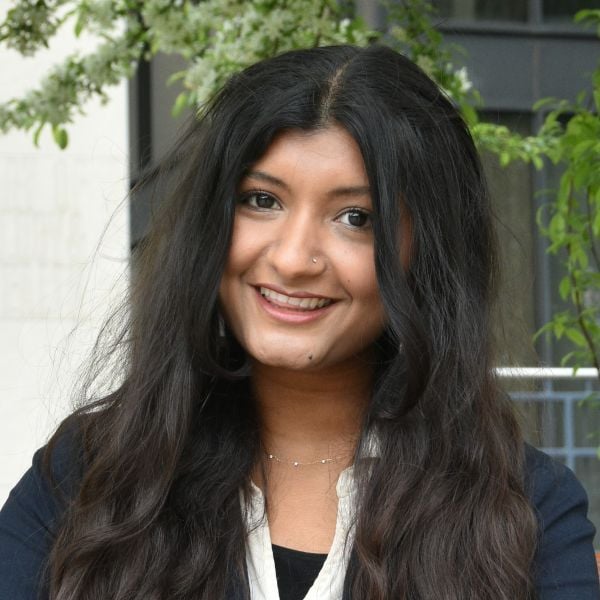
[0,30,129,504]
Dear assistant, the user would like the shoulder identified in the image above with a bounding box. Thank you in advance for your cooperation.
[524,443,587,509]
[523,443,600,599]
[0,424,83,600]
[524,443,594,536]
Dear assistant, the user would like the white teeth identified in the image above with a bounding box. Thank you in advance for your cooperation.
[259,287,332,310]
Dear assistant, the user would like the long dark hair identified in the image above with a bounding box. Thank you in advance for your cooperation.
[45,44,538,599]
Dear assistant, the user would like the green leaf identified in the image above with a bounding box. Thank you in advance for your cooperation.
[171,92,188,117]
[574,9,600,25]
[549,213,566,238]
[559,276,571,300]
[461,103,477,127]
[593,209,600,237]
[573,246,589,269]
[533,97,558,111]
[560,351,576,366]
[32,122,45,147]
[167,71,186,85]
[74,14,85,38]
[572,140,594,159]
[52,125,68,149]
[565,327,587,347]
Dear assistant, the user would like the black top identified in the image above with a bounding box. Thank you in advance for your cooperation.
[272,544,328,600]
[0,436,599,599]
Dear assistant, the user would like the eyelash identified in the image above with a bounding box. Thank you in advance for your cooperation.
[238,190,372,230]
[337,208,372,230]
[239,191,281,211]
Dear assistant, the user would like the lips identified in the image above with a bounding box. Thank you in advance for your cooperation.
[258,286,333,311]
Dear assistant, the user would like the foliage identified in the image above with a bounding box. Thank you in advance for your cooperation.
[533,9,600,374]
[1,1,599,380]
[382,0,479,123]
[379,0,552,170]
[0,0,521,151]
[0,0,374,144]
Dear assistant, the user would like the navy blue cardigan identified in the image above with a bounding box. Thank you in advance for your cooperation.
[1,440,598,599]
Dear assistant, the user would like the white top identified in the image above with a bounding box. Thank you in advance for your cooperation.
[243,466,358,600]
[243,436,380,599]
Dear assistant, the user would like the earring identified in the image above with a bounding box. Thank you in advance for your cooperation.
[218,313,226,337]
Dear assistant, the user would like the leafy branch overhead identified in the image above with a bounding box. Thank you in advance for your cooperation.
[0,0,373,147]
[1,2,599,379]
[0,0,536,158]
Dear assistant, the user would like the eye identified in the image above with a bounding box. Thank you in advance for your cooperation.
[337,208,372,229]
[239,191,281,210]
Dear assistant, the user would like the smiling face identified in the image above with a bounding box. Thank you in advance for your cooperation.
[218,126,386,372]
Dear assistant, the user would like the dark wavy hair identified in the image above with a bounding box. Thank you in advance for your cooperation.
[45,44,538,599]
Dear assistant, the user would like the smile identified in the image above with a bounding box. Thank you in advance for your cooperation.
[258,287,333,311]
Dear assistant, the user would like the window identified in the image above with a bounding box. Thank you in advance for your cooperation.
[432,0,527,21]
[543,0,598,22]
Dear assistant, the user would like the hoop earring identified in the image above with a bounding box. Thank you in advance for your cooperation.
[215,312,251,377]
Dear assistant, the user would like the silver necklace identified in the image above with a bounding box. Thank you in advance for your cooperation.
[265,451,346,467]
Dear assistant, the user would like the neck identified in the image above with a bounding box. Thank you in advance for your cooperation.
[251,356,374,463]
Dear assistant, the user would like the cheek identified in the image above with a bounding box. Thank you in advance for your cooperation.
[338,247,385,325]
[219,224,248,318]
[339,245,379,298]
[224,219,252,272]
[221,219,267,291]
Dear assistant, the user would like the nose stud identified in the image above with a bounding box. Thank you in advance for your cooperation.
[311,257,318,264]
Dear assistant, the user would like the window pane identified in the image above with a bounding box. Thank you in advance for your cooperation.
[574,392,600,448]
[432,0,528,21]
[575,456,600,538]
[543,0,598,22]
[516,399,564,447]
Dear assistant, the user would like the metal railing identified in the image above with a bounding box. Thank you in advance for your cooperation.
[497,367,599,471]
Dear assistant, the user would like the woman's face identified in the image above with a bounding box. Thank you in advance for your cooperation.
[218,126,386,371]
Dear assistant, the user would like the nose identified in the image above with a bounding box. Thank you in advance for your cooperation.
[265,211,327,280]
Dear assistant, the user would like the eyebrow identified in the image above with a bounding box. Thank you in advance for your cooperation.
[245,170,371,198]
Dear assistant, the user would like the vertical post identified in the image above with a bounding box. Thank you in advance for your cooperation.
[529,0,543,25]
[128,58,153,250]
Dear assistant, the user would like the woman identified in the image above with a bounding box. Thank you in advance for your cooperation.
[0,44,598,600]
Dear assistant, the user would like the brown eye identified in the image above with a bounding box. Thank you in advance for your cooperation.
[338,209,371,229]
[241,192,281,210]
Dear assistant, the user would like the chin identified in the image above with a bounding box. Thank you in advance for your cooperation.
[250,344,327,371]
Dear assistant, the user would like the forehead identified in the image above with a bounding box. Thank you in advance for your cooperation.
[244,126,369,189]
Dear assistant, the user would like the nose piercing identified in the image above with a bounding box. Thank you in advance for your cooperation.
[311,257,318,264]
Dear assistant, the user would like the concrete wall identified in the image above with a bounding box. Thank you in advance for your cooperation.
[0,28,129,504]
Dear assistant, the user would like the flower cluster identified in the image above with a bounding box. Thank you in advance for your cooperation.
[0,0,375,143]
[0,4,145,146]
[141,0,374,115]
